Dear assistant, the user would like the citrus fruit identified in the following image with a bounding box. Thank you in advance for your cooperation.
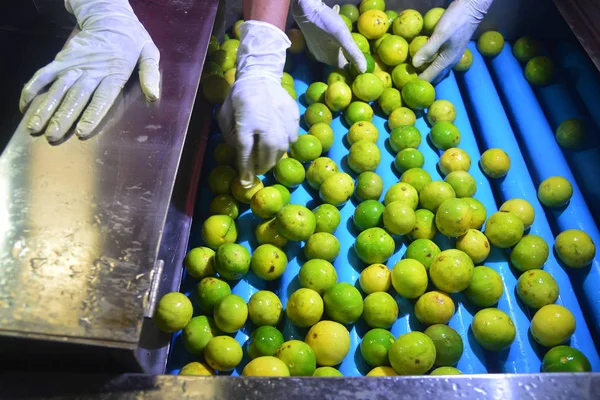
[406,238,440,270]
[251,244,287,280]
[299,259,338,295]
[361,328,396,367]
[462,197,487,229]
[555,229,596,268]
[323,282,364,325]
[305,320,350,366]
[179,361,215,376]
[340,14,353,31]
[477,31,504,57]
[306,157,339,191]
[419,181,456,212]
[196,277,231,314]
[209,194,239,219]
[430,121,460,150]
[429,249,474,293]
[525,56,554,85]
[401,168,432,193]
[383,201,417,235]
[385,10,398,27]
[243,356,290,376]
[401,78,435,110]
[313,367,344,376]
[388,331,436,375]
[184,247,215,280]
[430,367,462,375]
[348,140,381,173]
[305,103,333,127]
[248,290,283,326]
[256,217,288,248]
[208,165,237,195]
[444,171,477,198]
[340,3,359,23]
[480,148,511,178]
[384,182,419,209]
[204,336,243,371]
[153,292,193,333]
[328,68,351,85]
[542,346,591,373]
[231,176,264,203]
[356,171,384,201]
[291,135,323,163]
[395,148,425,173]
[275,340,317,376]
[427,100,456,125]
[374,70,392,88]
[202,73,231,104]
[353,199,385,231]
[454,49,473,72]
[392,9,424,41]
[250,187,283,219]
[363,292,399,328]
[281,72,294,87]
[207,35,219,56]
[435,197,472,238]
[345,101,374,125]
[377,35,409,66]
[555,118,586,149]
[513,36,540,63]
[320,172,355,206]
[409,209,438,241]
[456,228,490,264]
[530,304,576,347]
[352,73,385,101]
[213,293,248,333]
[472,308,516,351]
[357,9,390,40]
[276,204,316,241]
[355,227,395,264]
[537,176,573,208]
[304,232,340,262]
[391,63,418,89]
[389,125,422,152]
[287,28,305,54]
[313,204,341,233]
[439,147,471,175]
[248,325,285,359]
[500,198,534,229]
[305,82,328,105]
[286,288,324,328]
[389,106,417,128]
[484,211,524,248]
[415,290,455,325]
[360,0,385,12]
[348,121,378,144]
[352,32,371,53]
[378,87,402,115]
[424,324,463,367]
[516,269,558,309]
[510,234,549,271]
[463,266,504,307]
[360,263,392,294]
[214,243,250,280]
[182,315,220,356]
[423,8,445,35]
[367,366,398,376]
[391,258,428,299]
[308,123,335,153]
[409,35,430,61]
[221,38,240,56]
[325,81,353,112]
[213,142,235,165]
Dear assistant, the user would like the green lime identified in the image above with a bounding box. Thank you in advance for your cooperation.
[391,258,428,299]
[501,199,535,229]
[313,367,344,376]
[429,249,474,293]
[419,181,456,212]
[401,168,432,193]
[355,227,395,264]
[555,229,596,268]
[531,304,576,347]
[248,290,283,326]
[383,201,417,235]
[427,100,456,125]
[325,81,353,112]
[275,340,317,376]
[305,82,328,105]
[439,147,471,175]
[389,106,417,129]
[182,315,221,356]
[455,228,490,264]
[415,290,455,325]
[392,9,424,42]
[435,198,472,238]
[202,73,231,104]
[405,238,441,270]
[207,35,219,56]
[256,217,288,248]
[513,36,540,63]
[307,157,339,190]
[286,288,324,328]
[154,292,193,333]
[352,32,371,53]
[374,70,392,88]
[480,148,511,178]
[430,121,460,150]
[423,8,445,35]
[242,356,290,376]
[378,87,402,115]
[462,197,487,229]
[401,78,435,110]
[211,49,235,72]
[213,293,248,333]
[299,259,338,295]
[328,68,351,85]
[484,211,524,248]
[542,346,591,373]
[313,204,341,234]
[377,35,409,67]
[352,73,385,102]
[213,142,235,165]
[201,61,222,80]
[208,165,237,195]
[555,118,586,149]
[248,326,285,359]
[276,204,316,241]
[348,121,379,144]
[391,63,418,89]
[463,266,504,307]
[525,56,554,86]
[363,292,399,328]
[348,140,381,173]
[323,283,364,325]
[231,177,264,204]
[357,9,390,40]
[454,49,473,72]
[359,263,392,294]
[385,10,398,28]
[196,277,231,314]
[430,367,462,375]
[356,171,384,201]
[354,199,385,232]
[209,194,239,219]
[224,68,236,86]
[367,366,398,376]
[424,324,463,367]
[291,135,323,163]
[340,3,359,23]
[510,235,549,271]
[309,123,335,152]
[281,72,294,87]
[477,31,505,57]
[390,125,422,152]
[517,269,559,309]
[388,331,436,375]
[215,243,250,280]
[179,361,215,376]
[305,320,350,366]
[250,186,284,219]
[304,232,340,262]
[305,103,333,127]
[409,209,438,241]
[251,244,287,280]
[538,176,573,208]
[204,336,243,371]
[345,101,374,125]
[340,14,353,31]
[444,171,477,198]
[319,172,355,206]
[472,308,516,351]
[360,0,385,13]
[409,36,430,62]
[395,148,424,173]
[361,328,396,367]
[185,247,215,280]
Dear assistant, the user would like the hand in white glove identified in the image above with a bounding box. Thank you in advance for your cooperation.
[217,21,299,188]
[291,0,366,72]
[21,0,160,142]
[413,0,494,83]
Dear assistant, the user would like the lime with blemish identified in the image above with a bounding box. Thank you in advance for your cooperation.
[429,249,474,293]
[472,308,516,351]
[196,277,231,314]
[154,292,193,333]
[409,209,438,241]
[456,228,490,264]
[201,215,237,250]
[463,266,504,307]
[313,204,341,234]
[391,258,428,299]
[323,283,364,325]
[275,204,316,241]
[286,288,324,328]
[388,331,436,375]
[213,294,248,333]
[355,171,384,201]
[204,336,243,371]
[275,340,317,376]
[401,168,432,194]
[299,259,338,295]
[248,290,283,327]
[251,244,287,280]
[305,320,350,366]
[510,234,549,271]
[304,232,340,262]
[361,328,396,367]
[424,324,463,367]
[517,269,559,309]
[414,291,455,325]
[360,263,392,294]
[215,243,250,280]
[555,229,596,268]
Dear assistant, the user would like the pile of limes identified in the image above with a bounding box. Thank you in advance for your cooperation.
[154,0,595,377]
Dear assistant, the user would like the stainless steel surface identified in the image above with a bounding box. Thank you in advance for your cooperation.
[554,0,600,72]
[0,0,219,370]
[1,373,599,399]
[144,259,164,319]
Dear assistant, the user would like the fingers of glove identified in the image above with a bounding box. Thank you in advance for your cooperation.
[76,75,127,138]
[217,94,236,147]
[138,42,161,101]
[44,77,99,142]
[20,62,62,113]
[235,130,256,188]
[418,52,453,83]
[256,127,285,176]
[332,4,340,13]
[336,30,367,73]
[24,69,82,134]
[413,31,447,68]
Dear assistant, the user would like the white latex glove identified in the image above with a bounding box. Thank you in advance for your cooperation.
[217,21,299,188]
[21,0,160,142]
[291,0,366,72]
[413,0,494,84]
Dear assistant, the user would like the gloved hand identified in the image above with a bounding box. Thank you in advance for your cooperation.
[413,0,494,83]
[291,0,366,72]
[217,21,299,188]
[20,0,160,142]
